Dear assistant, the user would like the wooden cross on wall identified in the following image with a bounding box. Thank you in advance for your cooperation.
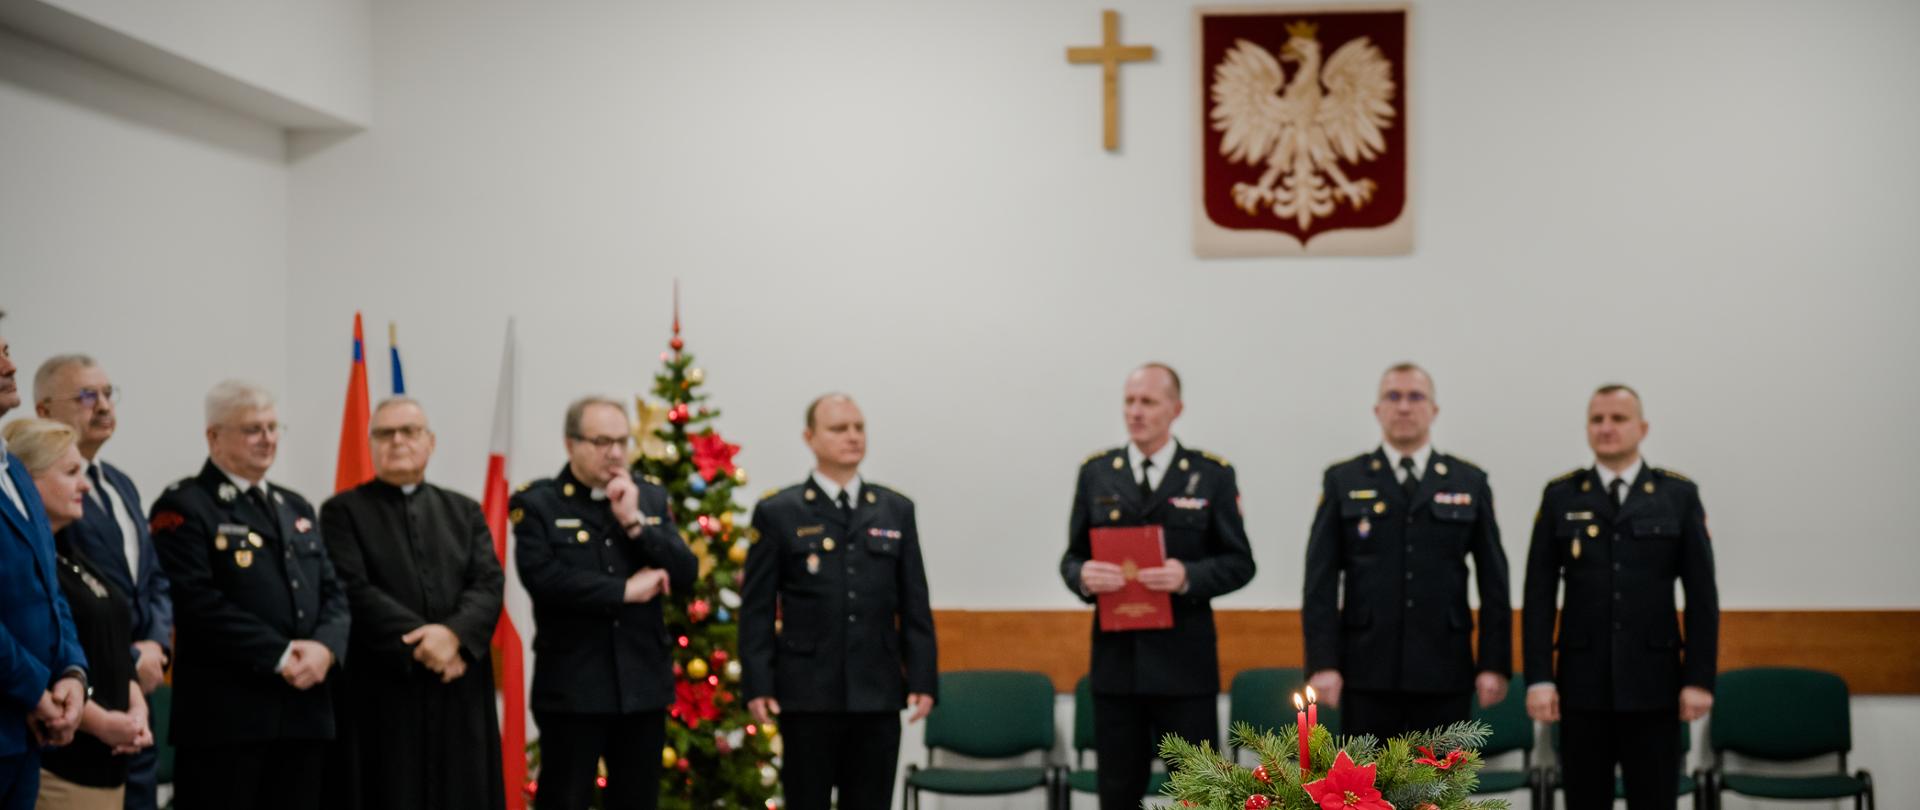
[1067,10,1156,152]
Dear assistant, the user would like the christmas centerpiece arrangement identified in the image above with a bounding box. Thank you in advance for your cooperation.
[1160,689,1508,810]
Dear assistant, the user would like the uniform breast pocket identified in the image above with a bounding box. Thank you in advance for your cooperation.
[1167,506,1210,530]
[1632,518,1679,540]
[864,534,900,557]
[1431,504,1477,525]
[1339,499,1378,545]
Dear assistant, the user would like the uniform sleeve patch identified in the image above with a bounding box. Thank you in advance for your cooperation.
[150,511,186,534]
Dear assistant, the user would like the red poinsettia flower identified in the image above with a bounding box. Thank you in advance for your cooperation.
[1302,751,1390,810]
[669,678,720,729]
[689,430,740,481]
[1414,746,1467,770]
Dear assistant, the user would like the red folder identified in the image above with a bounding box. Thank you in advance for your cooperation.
[1090,526,1174,631]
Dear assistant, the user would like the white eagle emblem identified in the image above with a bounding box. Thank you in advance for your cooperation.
[1209,20,1396,230]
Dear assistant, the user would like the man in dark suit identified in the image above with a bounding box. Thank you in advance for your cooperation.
[741,394,937,810]
[512,396,695,810]
[33,354,170,810]
[148,380,350,810]
[1302,362,1511,741]
[1523,384,1718,810]
[1060,363,1256,810]
[0,317,88,810]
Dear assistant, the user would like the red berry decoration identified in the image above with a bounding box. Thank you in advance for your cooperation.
[1253,765,1270,783]
[1244,795,1271,810]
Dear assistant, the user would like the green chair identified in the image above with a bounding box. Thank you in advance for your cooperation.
[150,683,175,809]
[1545,721,1707,808]
[1226,667,1341,761]
[904,670,1058,810]
[1466,685,1542,809]
[1060,675,1168,806]
[1710,667,1874,809]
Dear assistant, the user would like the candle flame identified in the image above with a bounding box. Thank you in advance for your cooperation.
[1305,685,1317,704]
[1292,692,1304,710]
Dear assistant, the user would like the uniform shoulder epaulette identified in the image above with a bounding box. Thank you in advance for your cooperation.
[166,477,194,493]
[1547,468,1583,485]
[1443,452,1482,472]
[1083,448,1118,466]
[641,474,663,486]
[1198,450,1231,468]
[515,480,534,493]
[759,487,782,501]
[865,482,909,503]
[1654,468,1692,483]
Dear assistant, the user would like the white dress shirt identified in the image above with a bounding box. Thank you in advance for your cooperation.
[812,471,863,507]
[0,436,27,518]
[1381,443,1433,485]
[1127,440,1178,493]
[90,459,143,578]
[1595,458,1644,504]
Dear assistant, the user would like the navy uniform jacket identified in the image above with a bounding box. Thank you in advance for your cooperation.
[1521,466,1718,712]
[149,460,350,746]
[1060,445,1256,697]
[0,451,88,757]
[510,465,695,715]
[1302,449,1512,694]
[740,478,937,714]
[67,461,172,665]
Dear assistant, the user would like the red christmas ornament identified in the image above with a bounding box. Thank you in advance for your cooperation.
[1253,765,1271,783]
[1244,795,1271,810]
[670,336,684,352]
[676,757,690,772]
[667,404,690,425]
[688,599,711,622]
[710,649,729,666]
[1302,751,1391,810]
[689,430,741,481]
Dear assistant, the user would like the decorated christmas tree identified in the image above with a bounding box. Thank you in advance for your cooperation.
[630,299,782,810]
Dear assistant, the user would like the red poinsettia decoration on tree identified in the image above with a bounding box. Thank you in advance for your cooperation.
[689,430,740,481]
[1415,746,1467,770]
[1303,751,1391,810]
[670,678,720,729]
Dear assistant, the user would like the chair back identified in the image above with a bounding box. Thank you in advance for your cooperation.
[924,670,1057,759]
[1712,667,1852,761]
[1470,683,1533,757]
[1073,675,1095,753]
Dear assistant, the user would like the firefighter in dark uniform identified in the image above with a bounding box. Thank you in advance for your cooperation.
[511,396,696,810]
[741,393,936,810]
[1059,363,1256,810]
[1523,384,1718,810]
[1303,363,1511,741]
[148,381,349,810]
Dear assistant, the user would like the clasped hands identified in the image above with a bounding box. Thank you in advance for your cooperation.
[403,624,469,683]
[1080,558,1187,594]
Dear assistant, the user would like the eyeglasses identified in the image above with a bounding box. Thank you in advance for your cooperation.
[570,434,630,451]
[224,423,283,439]
[1380,391,1430,405]
[371,425,429,442]
[54,387,119,409]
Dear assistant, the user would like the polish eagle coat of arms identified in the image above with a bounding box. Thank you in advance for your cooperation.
[1195,7,1410,256]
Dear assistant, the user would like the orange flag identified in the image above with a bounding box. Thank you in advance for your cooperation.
[333,312,374,493]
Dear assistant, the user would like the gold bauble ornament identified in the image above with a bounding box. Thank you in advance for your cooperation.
[724,659,742,683]
[687,367,705,385]
[731,467,749,486]
[761,721,777,737]
[727,541,748,564]
[720,512,735,531]
[686,657,709,680]
[661,746,678,768]
[662,442,681,463]
[759,763,778,786]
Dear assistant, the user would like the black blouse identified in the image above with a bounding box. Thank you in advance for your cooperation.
[42,529,134,788]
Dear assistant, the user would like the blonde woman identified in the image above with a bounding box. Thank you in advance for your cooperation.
[1,419,149,810]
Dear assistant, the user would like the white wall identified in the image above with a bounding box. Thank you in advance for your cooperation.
[0,25,293,492]
[284,0,1920,612]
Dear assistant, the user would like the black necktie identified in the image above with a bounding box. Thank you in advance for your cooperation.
[86,463,108,512]
[1138,459,1155,499]
[1399,457,1418,495]
[835,490,852,514]
[1608,477,1626,506]
[248,486,274,522]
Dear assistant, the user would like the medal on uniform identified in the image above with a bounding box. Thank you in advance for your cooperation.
[235,549,254,568]
[1357,517,1372,539]
[215,536,229,551]
[1571,538,1582,560]
[248,532,264,548]
[805,553,820,574]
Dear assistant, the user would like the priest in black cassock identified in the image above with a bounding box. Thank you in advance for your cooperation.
[319,397,506,810]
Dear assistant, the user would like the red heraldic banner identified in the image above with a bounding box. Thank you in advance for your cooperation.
[1091,526,1174,631]
[1195,5,1411,256]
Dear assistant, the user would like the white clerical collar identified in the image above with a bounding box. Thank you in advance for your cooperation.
[401,483,419,495]
[811,470,862,504]
[1381,443,1432,478]
[1595,457,1644,490]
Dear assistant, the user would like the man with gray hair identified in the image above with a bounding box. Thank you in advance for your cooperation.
[148,380,349,810]
[34,353,170,810]
[319,396,505,810]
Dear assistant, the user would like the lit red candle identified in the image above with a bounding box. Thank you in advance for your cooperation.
[1293,692,1308,773]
